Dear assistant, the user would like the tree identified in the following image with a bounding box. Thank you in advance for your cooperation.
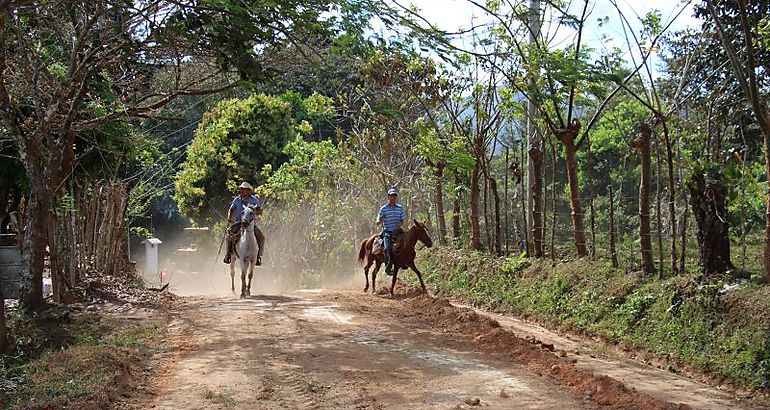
[174,93,332,224]
[701,0,770,280]
[635,123,656,273]
[0,0,358,310]
[688,164,734,274]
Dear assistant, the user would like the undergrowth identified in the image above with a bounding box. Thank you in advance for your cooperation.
[0,309,162,408]
[412,246,770,391]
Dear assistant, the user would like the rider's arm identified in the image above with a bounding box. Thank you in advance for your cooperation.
[227,198,237,223]
[375,207,383,225]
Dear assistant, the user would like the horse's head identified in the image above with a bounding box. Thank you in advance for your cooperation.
[241,205,256,227]
[412,219,433,248]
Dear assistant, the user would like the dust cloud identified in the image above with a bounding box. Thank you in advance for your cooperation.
[137,220,371,297]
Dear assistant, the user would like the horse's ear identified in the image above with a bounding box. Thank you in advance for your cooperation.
[413,218,418,225]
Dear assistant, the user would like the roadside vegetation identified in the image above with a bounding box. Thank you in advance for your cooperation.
[411,247,770,391]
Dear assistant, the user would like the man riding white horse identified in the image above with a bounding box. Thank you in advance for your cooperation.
[223,182,265,265]
[375,188,405,276]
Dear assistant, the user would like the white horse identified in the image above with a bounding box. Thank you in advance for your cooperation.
[229,205,259,297]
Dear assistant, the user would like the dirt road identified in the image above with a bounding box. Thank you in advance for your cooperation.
[142,285,754,410]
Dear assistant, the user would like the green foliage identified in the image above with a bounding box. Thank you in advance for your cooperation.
[412,247,770,389]
[175,93,327,224]
[257,136,372,272]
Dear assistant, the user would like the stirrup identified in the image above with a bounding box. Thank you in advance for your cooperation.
[223,255,231,264]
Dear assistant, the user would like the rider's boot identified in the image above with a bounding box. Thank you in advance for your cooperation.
[223,241,232,264]
[385,254,394,276]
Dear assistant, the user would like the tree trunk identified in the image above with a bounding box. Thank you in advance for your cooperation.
[490,177,502,255]
[655,135,664,278]
[556,121,587,257]
[679,144,688,274]
[20,190,50,311]
[680,193,688,274]
[452,175,461,242]
[659,118,678,274]
[587,134,596,259]
[609,186,619,268]
[636,123,656,274]
[765,128,770,281]
[434,164,447,245]
[0,278,7,354]
[470,160,481,250]
[526,0,543,258]
[551,142,559,261]
[483,171,492,251]
[688,168,733,275]
[504,147,510,254]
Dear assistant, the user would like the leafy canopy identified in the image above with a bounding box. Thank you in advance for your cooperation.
[174,92,333,223]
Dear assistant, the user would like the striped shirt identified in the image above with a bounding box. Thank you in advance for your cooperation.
[229,195,261,222]
[377,203,405,231]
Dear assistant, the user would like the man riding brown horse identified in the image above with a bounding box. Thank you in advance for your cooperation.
[223,182,265,265]
[375,188,405,275]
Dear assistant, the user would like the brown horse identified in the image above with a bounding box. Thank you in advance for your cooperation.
[357,219,433,296]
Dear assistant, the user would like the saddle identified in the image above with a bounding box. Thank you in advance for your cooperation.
[372,228,405,256]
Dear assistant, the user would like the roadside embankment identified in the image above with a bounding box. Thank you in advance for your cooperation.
[412,246,770,393]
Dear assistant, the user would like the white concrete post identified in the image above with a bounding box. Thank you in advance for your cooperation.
[142,238,162,279]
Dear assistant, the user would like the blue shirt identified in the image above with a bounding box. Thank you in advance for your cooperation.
[229,195,261,222]
[377,203,405,231]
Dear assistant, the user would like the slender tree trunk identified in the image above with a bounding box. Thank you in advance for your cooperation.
[680,193,688,274]
[636,123,656,274]
[543,137,551,258]
[520,137,530,255]
[659,118,678,274]
[556,121,587,257]
[764,129,770,280]
[609,186,619,268]
[490,177,502,255]
[526,0,543,258]
[434,164,447,245]
[550,140,557,262]
[504,147,510,254]
[470,160,482,250]
[0,277,6,354]
[452,175,461,242]
[655,135,664,278]
[587,133,596,259]
[483,171,492,251]
[678,139,688,274]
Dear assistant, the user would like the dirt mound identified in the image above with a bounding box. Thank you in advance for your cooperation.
[17,346,141,410]
[398,287,682,410]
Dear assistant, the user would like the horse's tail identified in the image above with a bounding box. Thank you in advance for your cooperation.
[357,239,368,266]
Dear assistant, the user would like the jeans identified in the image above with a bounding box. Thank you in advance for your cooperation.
[224,223,265,263]
[382,230,393,265]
